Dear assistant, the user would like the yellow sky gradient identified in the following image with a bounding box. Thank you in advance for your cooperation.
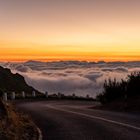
[0,0,140,62]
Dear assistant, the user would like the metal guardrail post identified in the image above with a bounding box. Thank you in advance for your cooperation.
[3,92,7,101]
[11,92,15,100]
[32,91,36,97]
[22,91,25,98]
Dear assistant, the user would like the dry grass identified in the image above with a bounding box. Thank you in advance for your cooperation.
[0,101,38,140]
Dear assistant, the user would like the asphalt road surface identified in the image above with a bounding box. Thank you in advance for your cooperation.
[16,100,140,140]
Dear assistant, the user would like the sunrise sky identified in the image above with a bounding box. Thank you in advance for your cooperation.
[0,0,140,62]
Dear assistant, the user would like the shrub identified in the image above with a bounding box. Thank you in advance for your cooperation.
[97,72,140,104]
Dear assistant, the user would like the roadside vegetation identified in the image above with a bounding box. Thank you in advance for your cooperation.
[0,99,38,140]
[97,72,140,111]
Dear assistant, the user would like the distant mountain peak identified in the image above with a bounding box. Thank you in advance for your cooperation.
[24,60,45,65]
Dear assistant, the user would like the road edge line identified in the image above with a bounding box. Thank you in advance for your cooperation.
[47,106,140,131]
[36,126,43,140]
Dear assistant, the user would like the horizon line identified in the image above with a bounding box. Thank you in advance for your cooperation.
[1,59,140,63]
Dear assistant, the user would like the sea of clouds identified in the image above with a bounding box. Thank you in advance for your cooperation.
[1,60,140,97]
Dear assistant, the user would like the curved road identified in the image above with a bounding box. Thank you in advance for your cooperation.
[16,100,140,140]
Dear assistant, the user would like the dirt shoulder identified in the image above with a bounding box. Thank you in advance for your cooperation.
[0,100,40,140]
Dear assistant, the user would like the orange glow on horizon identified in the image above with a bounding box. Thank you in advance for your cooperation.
[0,40,140,62]
[0,39,140,62]
[0,52,140,62]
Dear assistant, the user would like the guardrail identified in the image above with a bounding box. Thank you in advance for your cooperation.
[2,91,94,102]
[2,91,48,101]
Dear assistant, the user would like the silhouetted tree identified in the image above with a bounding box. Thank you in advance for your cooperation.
[97,72,140,104]
[127,72,140,97]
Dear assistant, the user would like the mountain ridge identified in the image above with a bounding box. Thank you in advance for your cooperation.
[0,66,40,95]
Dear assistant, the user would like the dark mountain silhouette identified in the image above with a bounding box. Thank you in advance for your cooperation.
[0,66,40,95]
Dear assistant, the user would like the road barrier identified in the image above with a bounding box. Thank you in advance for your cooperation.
[3,92,7,101]
[32,91,36,97]
[22,91,25,98]
[1,91,44,101]
[11,92,15,100]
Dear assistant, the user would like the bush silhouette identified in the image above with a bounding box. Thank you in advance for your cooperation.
[127,72,140,96]
[97,72,140,104]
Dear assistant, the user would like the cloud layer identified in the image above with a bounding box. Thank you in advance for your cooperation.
[1,60,140,97]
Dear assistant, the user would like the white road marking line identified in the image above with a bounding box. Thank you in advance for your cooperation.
[46,105,140,131]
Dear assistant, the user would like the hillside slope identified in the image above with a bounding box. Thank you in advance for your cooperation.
[0,66,40,96]
[0,66,41,139]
